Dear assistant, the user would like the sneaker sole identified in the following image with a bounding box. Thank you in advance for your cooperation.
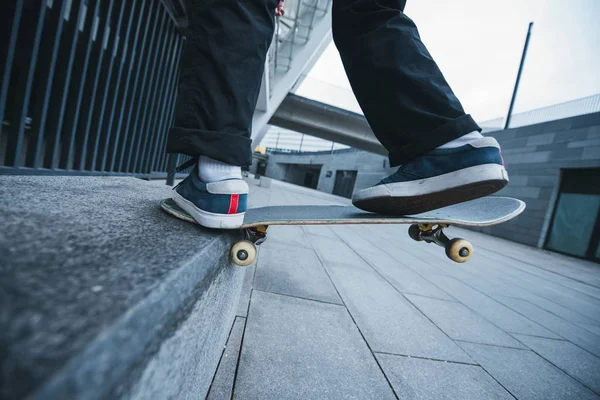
[172,191,245,229]
[352,164,509,215]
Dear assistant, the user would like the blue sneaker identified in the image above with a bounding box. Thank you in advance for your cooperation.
[352,137,509,215]
[172,165,248,229]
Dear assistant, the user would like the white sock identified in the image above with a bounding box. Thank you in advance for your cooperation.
[197,155,242,182]
[437,131,484,149]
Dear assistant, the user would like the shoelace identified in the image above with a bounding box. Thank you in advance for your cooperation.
[171,157,197,190]
[175,157,197,173]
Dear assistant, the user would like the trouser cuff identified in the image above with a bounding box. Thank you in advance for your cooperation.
[388,114,481,166]
[167,127,252,167]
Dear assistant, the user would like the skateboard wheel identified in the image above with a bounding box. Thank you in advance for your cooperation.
[231,240,257,267]
[408,224,423,241]
[445,238,473,263]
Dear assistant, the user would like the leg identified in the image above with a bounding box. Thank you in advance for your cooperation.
[333,0,478,165]
[167,0,277,166]
[333,0,508,214]
[166,0,277,229]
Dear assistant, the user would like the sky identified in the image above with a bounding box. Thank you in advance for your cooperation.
[295,0,600,123]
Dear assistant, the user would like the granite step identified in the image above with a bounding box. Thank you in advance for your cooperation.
[0,176,245,399]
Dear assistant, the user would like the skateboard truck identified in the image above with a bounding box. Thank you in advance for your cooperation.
[231,223,473,266]
[230,225,268,266]
[408,223,473,263]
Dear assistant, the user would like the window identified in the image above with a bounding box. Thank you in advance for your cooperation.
[545,168,600,262]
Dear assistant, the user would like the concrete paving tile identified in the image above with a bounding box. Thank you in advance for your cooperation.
[307,234,369,269]
[207,317,245,400]
[253,242,342,304]
[301,224,339,239]
[480,251,600,301]
[453,255,600,326]
[580,324,600,337]
[475,254,600,323]
[463,228,600,287]
[236,263,255,317]
[234,291,395,399]
[476,260,600,326]
[266,190,289,206]
[376,353,513,400]
[351,225,453,277]
[496,296,600,357]
[264,225,312,249]
[426,275,561,338]
[463,261,600,327]
[329,225,387,254]
[247,185,271,208]
[324,263,472,362]
[359,250,456,301]
[459,342,598,400]
[405,294,525,348]
[513,334,600,394]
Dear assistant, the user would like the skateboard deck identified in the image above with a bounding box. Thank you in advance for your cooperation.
[160,196,524,228]
[160,196,525,265]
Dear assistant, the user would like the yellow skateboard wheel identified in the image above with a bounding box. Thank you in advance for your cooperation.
[445,238,473,263]
[231,240,257,266]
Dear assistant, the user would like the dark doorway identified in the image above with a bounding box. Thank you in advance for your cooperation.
[333,170,357,199]
[282,164,322,190]
[304,169,319,189]
[256,160,267,176]
[545,168,600,262]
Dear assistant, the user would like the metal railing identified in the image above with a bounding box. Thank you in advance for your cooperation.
[480,93,600,132]
[0,0,185,177]
[268,0,332,93]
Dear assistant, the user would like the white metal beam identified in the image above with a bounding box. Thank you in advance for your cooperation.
[251,10,332,147]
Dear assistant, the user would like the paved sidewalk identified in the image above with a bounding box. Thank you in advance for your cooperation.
[209,179,600,400]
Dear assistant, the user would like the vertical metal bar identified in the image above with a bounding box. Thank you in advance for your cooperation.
[158,36,183,175]
[129,11,168,173]
[33,1,67,168]
[107,0,148,172]
[158,40,182,173]
[39,1,78,169]
[116,0,157,172]
[124,2,162,172]
[0,0,24,142]
[49,0,87,169]
[151,35,184,174]
[64,0,102,170]
[143,23,177,174]
[135,9,170,174]
[503,22,533,130]
[146,33,175,174]
[78,0,116,170]
[11,2,49,168]
[88,0,127,170]
[98,0,140,171]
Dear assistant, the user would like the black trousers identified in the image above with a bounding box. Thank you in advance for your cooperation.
[167,0,481,167]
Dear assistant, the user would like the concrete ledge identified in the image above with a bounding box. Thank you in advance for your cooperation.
[0,177,245,399]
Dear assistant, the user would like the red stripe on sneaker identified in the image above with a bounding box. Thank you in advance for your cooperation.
[228,194,239,214]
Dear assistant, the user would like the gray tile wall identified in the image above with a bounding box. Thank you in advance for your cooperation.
[473,112,600,247]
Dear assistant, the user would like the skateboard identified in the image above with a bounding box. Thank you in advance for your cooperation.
[160,196,525,266]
